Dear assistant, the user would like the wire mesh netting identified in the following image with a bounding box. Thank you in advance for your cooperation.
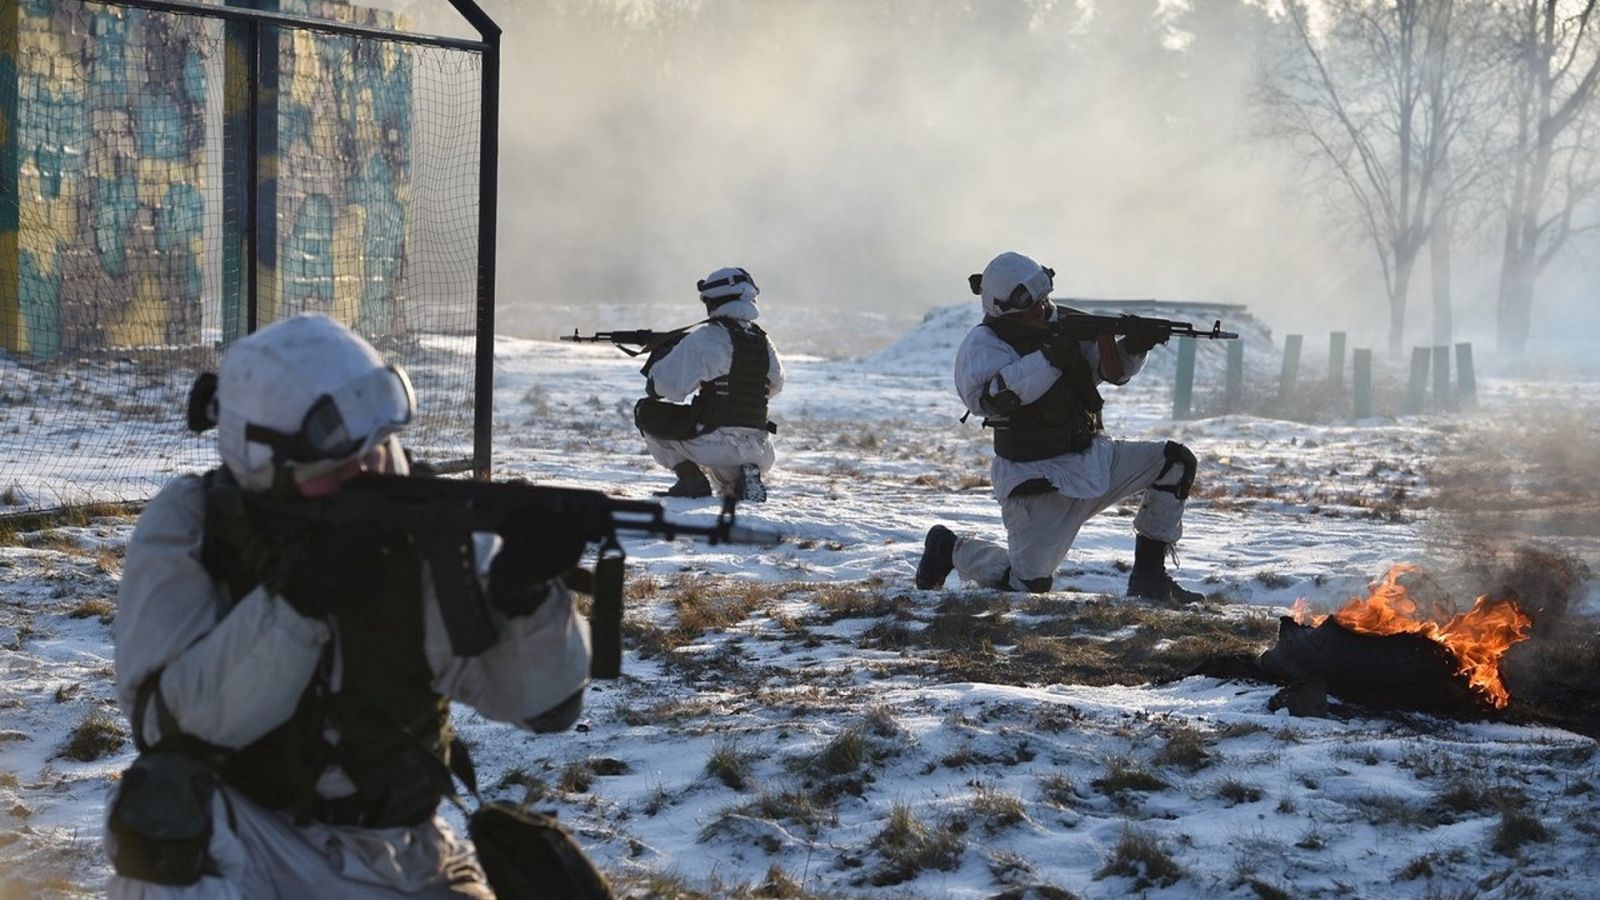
[0,0,483,514]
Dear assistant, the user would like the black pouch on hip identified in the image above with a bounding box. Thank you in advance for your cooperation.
[469,801,613,900]
[109,749,219,885]
[632,398,700,440]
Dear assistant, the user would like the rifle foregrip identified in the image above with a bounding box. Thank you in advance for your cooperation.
[425,533,500,658]
[589,551,626,679]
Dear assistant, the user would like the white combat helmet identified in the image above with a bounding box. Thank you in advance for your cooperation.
[215,314,416,490]
[697,266,760,305]
[971,251,1054,318]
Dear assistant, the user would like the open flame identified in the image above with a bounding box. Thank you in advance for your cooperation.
[1291,565,1533,708]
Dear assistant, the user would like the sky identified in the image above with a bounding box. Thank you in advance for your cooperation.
[386,0,1597,353]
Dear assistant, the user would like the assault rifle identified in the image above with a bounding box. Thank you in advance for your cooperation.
[561,321,705,357]
[1052,310,1239,341]
[242,473,782,678]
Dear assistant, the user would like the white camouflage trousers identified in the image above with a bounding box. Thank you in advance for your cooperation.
[644,426,776,495]
[105,784,492,899]
[951,439,1189,591]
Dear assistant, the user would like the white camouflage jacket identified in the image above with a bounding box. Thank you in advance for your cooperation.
[645,298,785,408]
[114,472,592,756]
[954,305,1147,500]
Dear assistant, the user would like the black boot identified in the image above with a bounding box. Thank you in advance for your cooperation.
[1127,535,1204,603]
[915,525,957,590]
[732,464,767,503]
[659,462,712,498]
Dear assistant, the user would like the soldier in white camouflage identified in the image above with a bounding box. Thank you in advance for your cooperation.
[105,314,595,898]
[632,267,784,502]
[916,252,1204,603]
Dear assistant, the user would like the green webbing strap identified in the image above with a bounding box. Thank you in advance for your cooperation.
[589,537,626,679]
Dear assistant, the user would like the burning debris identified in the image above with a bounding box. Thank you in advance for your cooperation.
[1260,565,1533,713]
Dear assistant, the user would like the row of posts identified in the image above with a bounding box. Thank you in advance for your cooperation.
[1171,332,1479,420]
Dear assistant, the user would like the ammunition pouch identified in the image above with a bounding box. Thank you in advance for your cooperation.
[109,749,220,886]
[303,739,453,828]
[981,315,1104,462]
[469,802,614,900]
[992,414,1097,462]
[633,398,701,441]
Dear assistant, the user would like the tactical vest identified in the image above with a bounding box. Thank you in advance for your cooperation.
[200,469,454,828]
[691,318,772,432]
[981,317,1104,462]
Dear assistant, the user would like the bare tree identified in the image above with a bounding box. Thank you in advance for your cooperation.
[1425,2,1504,346]
[1494,0,1600,357]
[1258,1,1494,356]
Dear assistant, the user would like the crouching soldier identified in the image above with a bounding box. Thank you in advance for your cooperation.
[915,252,1205,603]
[105,314,601,898]
[633,267,783,502]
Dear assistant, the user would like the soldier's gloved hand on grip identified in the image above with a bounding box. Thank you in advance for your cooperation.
[488,516,588,617]
[1041,338,1092,377]
[1121,320,1170,355]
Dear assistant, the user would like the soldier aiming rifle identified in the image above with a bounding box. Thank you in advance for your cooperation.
[564,267,785,502]
[105,314,778,899]
[916,251,1239,603]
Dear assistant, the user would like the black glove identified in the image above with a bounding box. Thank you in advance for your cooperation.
[1121,320,1170,355]
[1041,338,1091,376]
[488,515,588,617]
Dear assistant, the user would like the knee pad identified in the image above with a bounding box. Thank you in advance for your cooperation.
[1019,576,1053,594]
[1152,440,1197,501]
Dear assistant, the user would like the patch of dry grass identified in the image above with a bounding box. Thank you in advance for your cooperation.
[867,802,965,886]
[1091,757,1168,800]
[1096,826,1183,889]
[969,781,1027,833]
[738,789,838,834]
[808,730,868,776]
[876,594,1275,689]
[60,711,124,762]
[67,598,115,623]
[0,503,138,548]
[558,757,630,794]
[1217,777,1264,806]
[628,577,904,664]
[813,582,911,622]
[1153,726,1214,772]
[1038,773,1077,808]
[27,531,84,555]
[1492,806,1549,856]
[705,739,754,791]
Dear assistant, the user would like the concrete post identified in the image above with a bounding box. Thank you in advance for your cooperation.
[1352,348,1373,418]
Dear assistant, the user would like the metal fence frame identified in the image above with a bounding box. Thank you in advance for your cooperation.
[62,0,500,480]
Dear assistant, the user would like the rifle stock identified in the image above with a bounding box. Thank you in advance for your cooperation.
[243,474,781,677]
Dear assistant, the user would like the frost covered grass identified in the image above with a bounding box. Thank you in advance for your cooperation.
[1,322,1598,897]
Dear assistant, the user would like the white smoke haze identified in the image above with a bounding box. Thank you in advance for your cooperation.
[399,0,1597,359]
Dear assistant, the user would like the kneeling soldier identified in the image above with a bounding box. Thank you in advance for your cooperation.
[916,252,1204,603]
[633,267,784,502]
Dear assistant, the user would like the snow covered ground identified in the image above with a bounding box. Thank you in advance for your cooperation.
[1,307,1597,898]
